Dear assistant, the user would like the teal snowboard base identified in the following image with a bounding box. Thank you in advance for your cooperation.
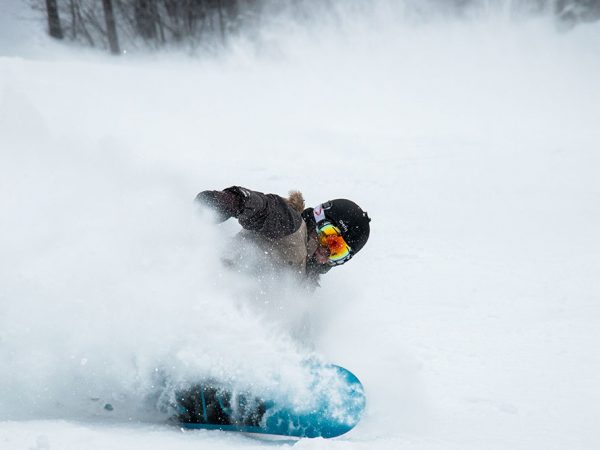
[175,365,365,438]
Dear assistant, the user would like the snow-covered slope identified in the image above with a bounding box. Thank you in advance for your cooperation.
[1,2,600,449]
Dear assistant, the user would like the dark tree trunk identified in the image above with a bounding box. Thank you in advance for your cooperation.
[135,0,157,40]
[217,0,226,44]
[69,0,78,40]
[102,0,121,54]
[45,0,64,39]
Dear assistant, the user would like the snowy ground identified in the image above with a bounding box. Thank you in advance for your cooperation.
[1,1,600,449]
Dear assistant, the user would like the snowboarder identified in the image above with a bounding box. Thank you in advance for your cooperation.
[195,186,371,284]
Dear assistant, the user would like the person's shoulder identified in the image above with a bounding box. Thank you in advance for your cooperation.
[267,190,305,219]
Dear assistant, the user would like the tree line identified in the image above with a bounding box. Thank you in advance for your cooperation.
[39,1,600,55]
[40,0,255,54]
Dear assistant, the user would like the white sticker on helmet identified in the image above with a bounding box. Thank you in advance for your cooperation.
[313,204,326,224]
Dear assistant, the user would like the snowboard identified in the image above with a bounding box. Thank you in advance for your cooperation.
[174,364,365,438]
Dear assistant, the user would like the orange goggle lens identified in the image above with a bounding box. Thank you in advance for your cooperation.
[317,223,352,264]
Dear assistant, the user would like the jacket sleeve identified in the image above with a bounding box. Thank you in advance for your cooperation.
[230,187,303,239]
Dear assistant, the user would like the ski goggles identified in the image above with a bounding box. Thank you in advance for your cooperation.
[317,222,353,266]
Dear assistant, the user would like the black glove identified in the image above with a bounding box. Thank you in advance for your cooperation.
[195,187,246,222]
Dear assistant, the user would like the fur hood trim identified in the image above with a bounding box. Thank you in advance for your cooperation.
[286,190,305,213]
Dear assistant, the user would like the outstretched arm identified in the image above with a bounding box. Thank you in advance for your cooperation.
[196,186,303,239]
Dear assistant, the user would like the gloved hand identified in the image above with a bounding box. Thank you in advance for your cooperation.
[195,187,245,222]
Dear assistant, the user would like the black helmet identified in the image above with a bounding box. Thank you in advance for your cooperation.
[317,199,371,254]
